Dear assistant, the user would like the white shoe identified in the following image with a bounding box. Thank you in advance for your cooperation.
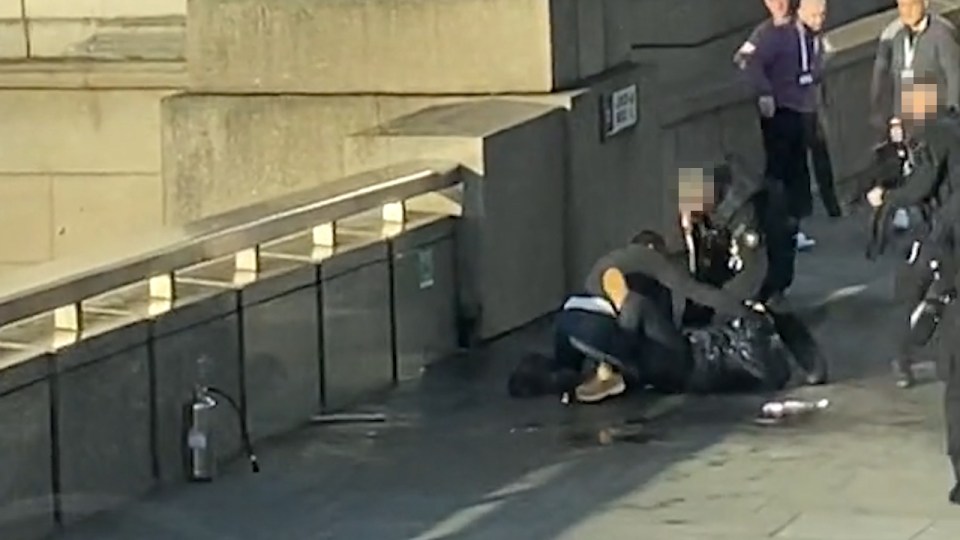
[892,208,911,231]
[795,231,816,251]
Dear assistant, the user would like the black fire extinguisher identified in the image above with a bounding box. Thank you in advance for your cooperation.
[184,385,260,482]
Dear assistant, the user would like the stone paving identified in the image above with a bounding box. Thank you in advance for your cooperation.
[55,212,960,540]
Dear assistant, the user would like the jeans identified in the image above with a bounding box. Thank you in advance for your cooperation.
[553,309,639,376]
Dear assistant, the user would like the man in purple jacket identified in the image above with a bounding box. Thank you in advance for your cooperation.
[744,0,828,285]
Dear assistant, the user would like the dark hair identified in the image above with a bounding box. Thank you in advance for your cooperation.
[630,230,667,252]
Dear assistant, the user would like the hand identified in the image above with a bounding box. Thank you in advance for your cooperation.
[867,186,885,208]
[747,300,767,313]
[758,96,776,118]
[733,51,748,69]
[888,117,904,143]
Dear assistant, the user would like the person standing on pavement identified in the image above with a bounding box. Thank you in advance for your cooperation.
[744,0,828,283]
[870,0,960,231]
[735,0,842,252]
[909,188,960,503]
[867,76,960,388]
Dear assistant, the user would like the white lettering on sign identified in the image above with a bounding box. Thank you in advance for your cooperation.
[603,84,639,139]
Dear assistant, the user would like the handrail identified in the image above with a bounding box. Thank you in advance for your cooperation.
[0,160,462,329]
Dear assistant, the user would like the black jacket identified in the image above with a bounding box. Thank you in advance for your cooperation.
[682,156,778,324]
[886,112,960,210]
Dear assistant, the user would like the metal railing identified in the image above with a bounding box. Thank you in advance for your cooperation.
[0,160,462,339]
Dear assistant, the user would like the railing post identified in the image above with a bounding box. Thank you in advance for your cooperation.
[53,303,81,348]
[148,273,175,316]
[311,223,336,261]
[382,201,406,237]
[234,247,260,285]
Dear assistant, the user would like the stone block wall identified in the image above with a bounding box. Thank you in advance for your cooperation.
[0,0,184,60]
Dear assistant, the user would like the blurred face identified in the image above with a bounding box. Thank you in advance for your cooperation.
[764,0,790,21]
[901,83,939,121]
[797,0,827,32]
[678,168,715,215]
[898,0,927,29]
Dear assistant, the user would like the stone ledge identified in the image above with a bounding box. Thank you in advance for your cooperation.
[0,60,185,88]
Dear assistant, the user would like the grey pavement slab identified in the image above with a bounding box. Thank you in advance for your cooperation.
[44,212,960,539]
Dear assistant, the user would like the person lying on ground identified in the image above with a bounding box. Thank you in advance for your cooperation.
[508,230,826,403]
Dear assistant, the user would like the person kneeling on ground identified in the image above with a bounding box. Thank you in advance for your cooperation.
[509,231,793,403]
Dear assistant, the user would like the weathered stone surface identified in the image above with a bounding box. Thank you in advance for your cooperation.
[187,0,625,94]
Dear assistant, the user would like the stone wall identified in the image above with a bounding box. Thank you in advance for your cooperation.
[0,63,182,273]
[0,0,184,60]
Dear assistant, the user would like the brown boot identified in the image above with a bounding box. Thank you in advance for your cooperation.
[575,362,626,403]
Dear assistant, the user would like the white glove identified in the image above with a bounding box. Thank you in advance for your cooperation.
[867,187,885,208]
[758,96,776,118]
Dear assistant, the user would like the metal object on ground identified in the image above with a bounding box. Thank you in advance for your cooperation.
[185,385,260,482]
[310,412,388,424]
[755,398,830,425]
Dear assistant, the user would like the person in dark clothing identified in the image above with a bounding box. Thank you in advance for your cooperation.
[867,75,960,386]
[900,189,960,503]
[744,0,829,248]
[680,156,796,325]
[867,75,960,211]
[735,0,842,238]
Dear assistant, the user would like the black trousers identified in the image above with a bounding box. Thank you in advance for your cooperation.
[761,108,813,220]
[756,182,798,300]
[940,307,960,457]
[802,112,842,217]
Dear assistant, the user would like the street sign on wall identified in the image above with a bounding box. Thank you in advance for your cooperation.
[600,84,639,141]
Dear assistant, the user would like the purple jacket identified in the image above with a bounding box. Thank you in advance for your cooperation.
[745,21,824,113]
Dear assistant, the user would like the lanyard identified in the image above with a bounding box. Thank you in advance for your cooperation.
[796,21,819,72]
[904,34,917,70]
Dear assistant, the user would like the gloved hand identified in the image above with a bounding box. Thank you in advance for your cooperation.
[758,96,776,118]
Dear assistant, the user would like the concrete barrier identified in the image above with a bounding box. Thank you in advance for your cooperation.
[239,261,321,442]
[0,348,54,540]
[0,170,463,534]
[53,319,153,525]
[345,100,567,340]
[391,216,459,381]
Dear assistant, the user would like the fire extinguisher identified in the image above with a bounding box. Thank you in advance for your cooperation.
[184,385,260,482]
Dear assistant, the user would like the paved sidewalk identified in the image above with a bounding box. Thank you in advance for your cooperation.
[56,213,959,540]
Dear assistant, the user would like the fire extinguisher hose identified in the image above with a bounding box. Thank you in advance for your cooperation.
[205,386,260,473]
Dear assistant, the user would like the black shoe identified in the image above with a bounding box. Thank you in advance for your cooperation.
[892,360,915,389]
[950,456,960,504]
